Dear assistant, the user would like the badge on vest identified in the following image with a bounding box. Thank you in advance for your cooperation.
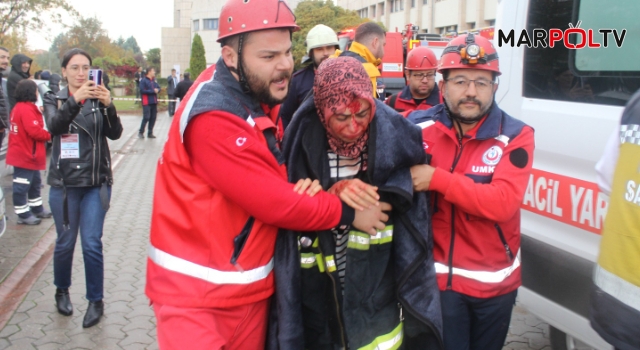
[482,145,503,166]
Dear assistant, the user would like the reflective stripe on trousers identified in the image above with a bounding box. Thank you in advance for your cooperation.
[594,264,640,312]
[359,322,403,350]
[434,249,521,284]
[148,245,273,285]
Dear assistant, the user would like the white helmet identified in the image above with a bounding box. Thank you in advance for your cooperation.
[306,24,339,54]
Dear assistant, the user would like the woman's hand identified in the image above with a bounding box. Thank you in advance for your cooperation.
[72,80,97,102]
[95,84,112,106]
[328,179,379,211]
[293,178,323,197]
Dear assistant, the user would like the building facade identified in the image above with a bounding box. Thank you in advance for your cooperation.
[337,0,497,35]
[161,0,308,79]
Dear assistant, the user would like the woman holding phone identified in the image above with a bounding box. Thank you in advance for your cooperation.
[42,48,123,328]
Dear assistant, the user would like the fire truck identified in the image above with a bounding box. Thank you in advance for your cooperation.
[443,26,495,40]
[337,23,448,97]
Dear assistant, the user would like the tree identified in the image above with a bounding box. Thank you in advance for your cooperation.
[189,34,206,80]
[34,50,61,74]
[146,48,161,72]
[0,0,78,45]
[122,36,141,54]
[53,16,111,60]
[292,0,370,70]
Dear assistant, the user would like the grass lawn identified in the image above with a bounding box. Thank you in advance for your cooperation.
[112,95,168,115]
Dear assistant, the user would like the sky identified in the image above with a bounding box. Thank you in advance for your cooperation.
[29,0,174,52]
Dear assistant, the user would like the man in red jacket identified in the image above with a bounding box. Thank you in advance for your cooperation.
[7,79,52,225]
[386,46,441,116]
[408,33,535,350]
[146,0,388,349]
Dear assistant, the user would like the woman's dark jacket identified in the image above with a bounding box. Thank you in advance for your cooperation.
[267,97,443,349]
[42,87,123,188]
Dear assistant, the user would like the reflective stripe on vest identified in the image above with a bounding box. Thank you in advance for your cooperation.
[594,264,640,312]
[348,226,394,251]
[300,252,317,269]
[434,249,521,284]
[148,245,273,285]
[325,255,337,272]
[358,322,403,350]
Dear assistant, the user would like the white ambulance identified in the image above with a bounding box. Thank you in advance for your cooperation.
[495,0,639,349]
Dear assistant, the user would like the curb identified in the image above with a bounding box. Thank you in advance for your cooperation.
[0,130,142,330]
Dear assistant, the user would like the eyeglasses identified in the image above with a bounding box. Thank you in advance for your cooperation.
[445,77,495,92]
[411,72,436,81]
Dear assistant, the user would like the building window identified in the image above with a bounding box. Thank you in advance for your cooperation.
[412,0,416,8]
[380,2,384,15]
[423,0,428,4]
[390,0,402,12]
[203,18,219,30]
[371,5,376,17]
[357,8,368,18]
[193,19,200,31]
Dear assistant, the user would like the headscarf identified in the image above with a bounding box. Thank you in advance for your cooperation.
[313,56,375,159]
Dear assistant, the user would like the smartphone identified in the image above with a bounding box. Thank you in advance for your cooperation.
[88,69,102,86]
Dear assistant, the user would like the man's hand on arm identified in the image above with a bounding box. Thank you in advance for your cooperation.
[410,164,436,192]
[293,178,323,197]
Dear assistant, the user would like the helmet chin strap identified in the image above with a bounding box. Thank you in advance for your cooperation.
[235,34,251,94]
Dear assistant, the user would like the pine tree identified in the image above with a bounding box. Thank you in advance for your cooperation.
[190,34,206,80]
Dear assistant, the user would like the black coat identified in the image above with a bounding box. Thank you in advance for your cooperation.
[43,87,123,188]
[49,74,62,94]
[174,78,193,101]
[267,96,444,349]
[7,53,32,112]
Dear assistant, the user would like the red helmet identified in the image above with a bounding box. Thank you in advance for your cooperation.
[405,46,438,71]
[217,0,300,43]
[438,33,500,75]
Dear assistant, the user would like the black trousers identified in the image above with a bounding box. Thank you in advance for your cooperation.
[440,289,517,350]
[168,94,176,116]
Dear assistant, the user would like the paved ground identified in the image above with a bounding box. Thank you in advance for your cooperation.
[0,111,554,349]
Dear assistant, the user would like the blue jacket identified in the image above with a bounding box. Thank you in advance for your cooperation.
[267,96,444,349]
[140,77,160,105]
[278,64,315,129]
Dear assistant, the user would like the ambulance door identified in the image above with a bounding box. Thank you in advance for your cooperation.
[496,0,640,349]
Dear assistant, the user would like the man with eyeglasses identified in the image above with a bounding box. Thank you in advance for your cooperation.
[407,33,535,350]
[386,46,441,116]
